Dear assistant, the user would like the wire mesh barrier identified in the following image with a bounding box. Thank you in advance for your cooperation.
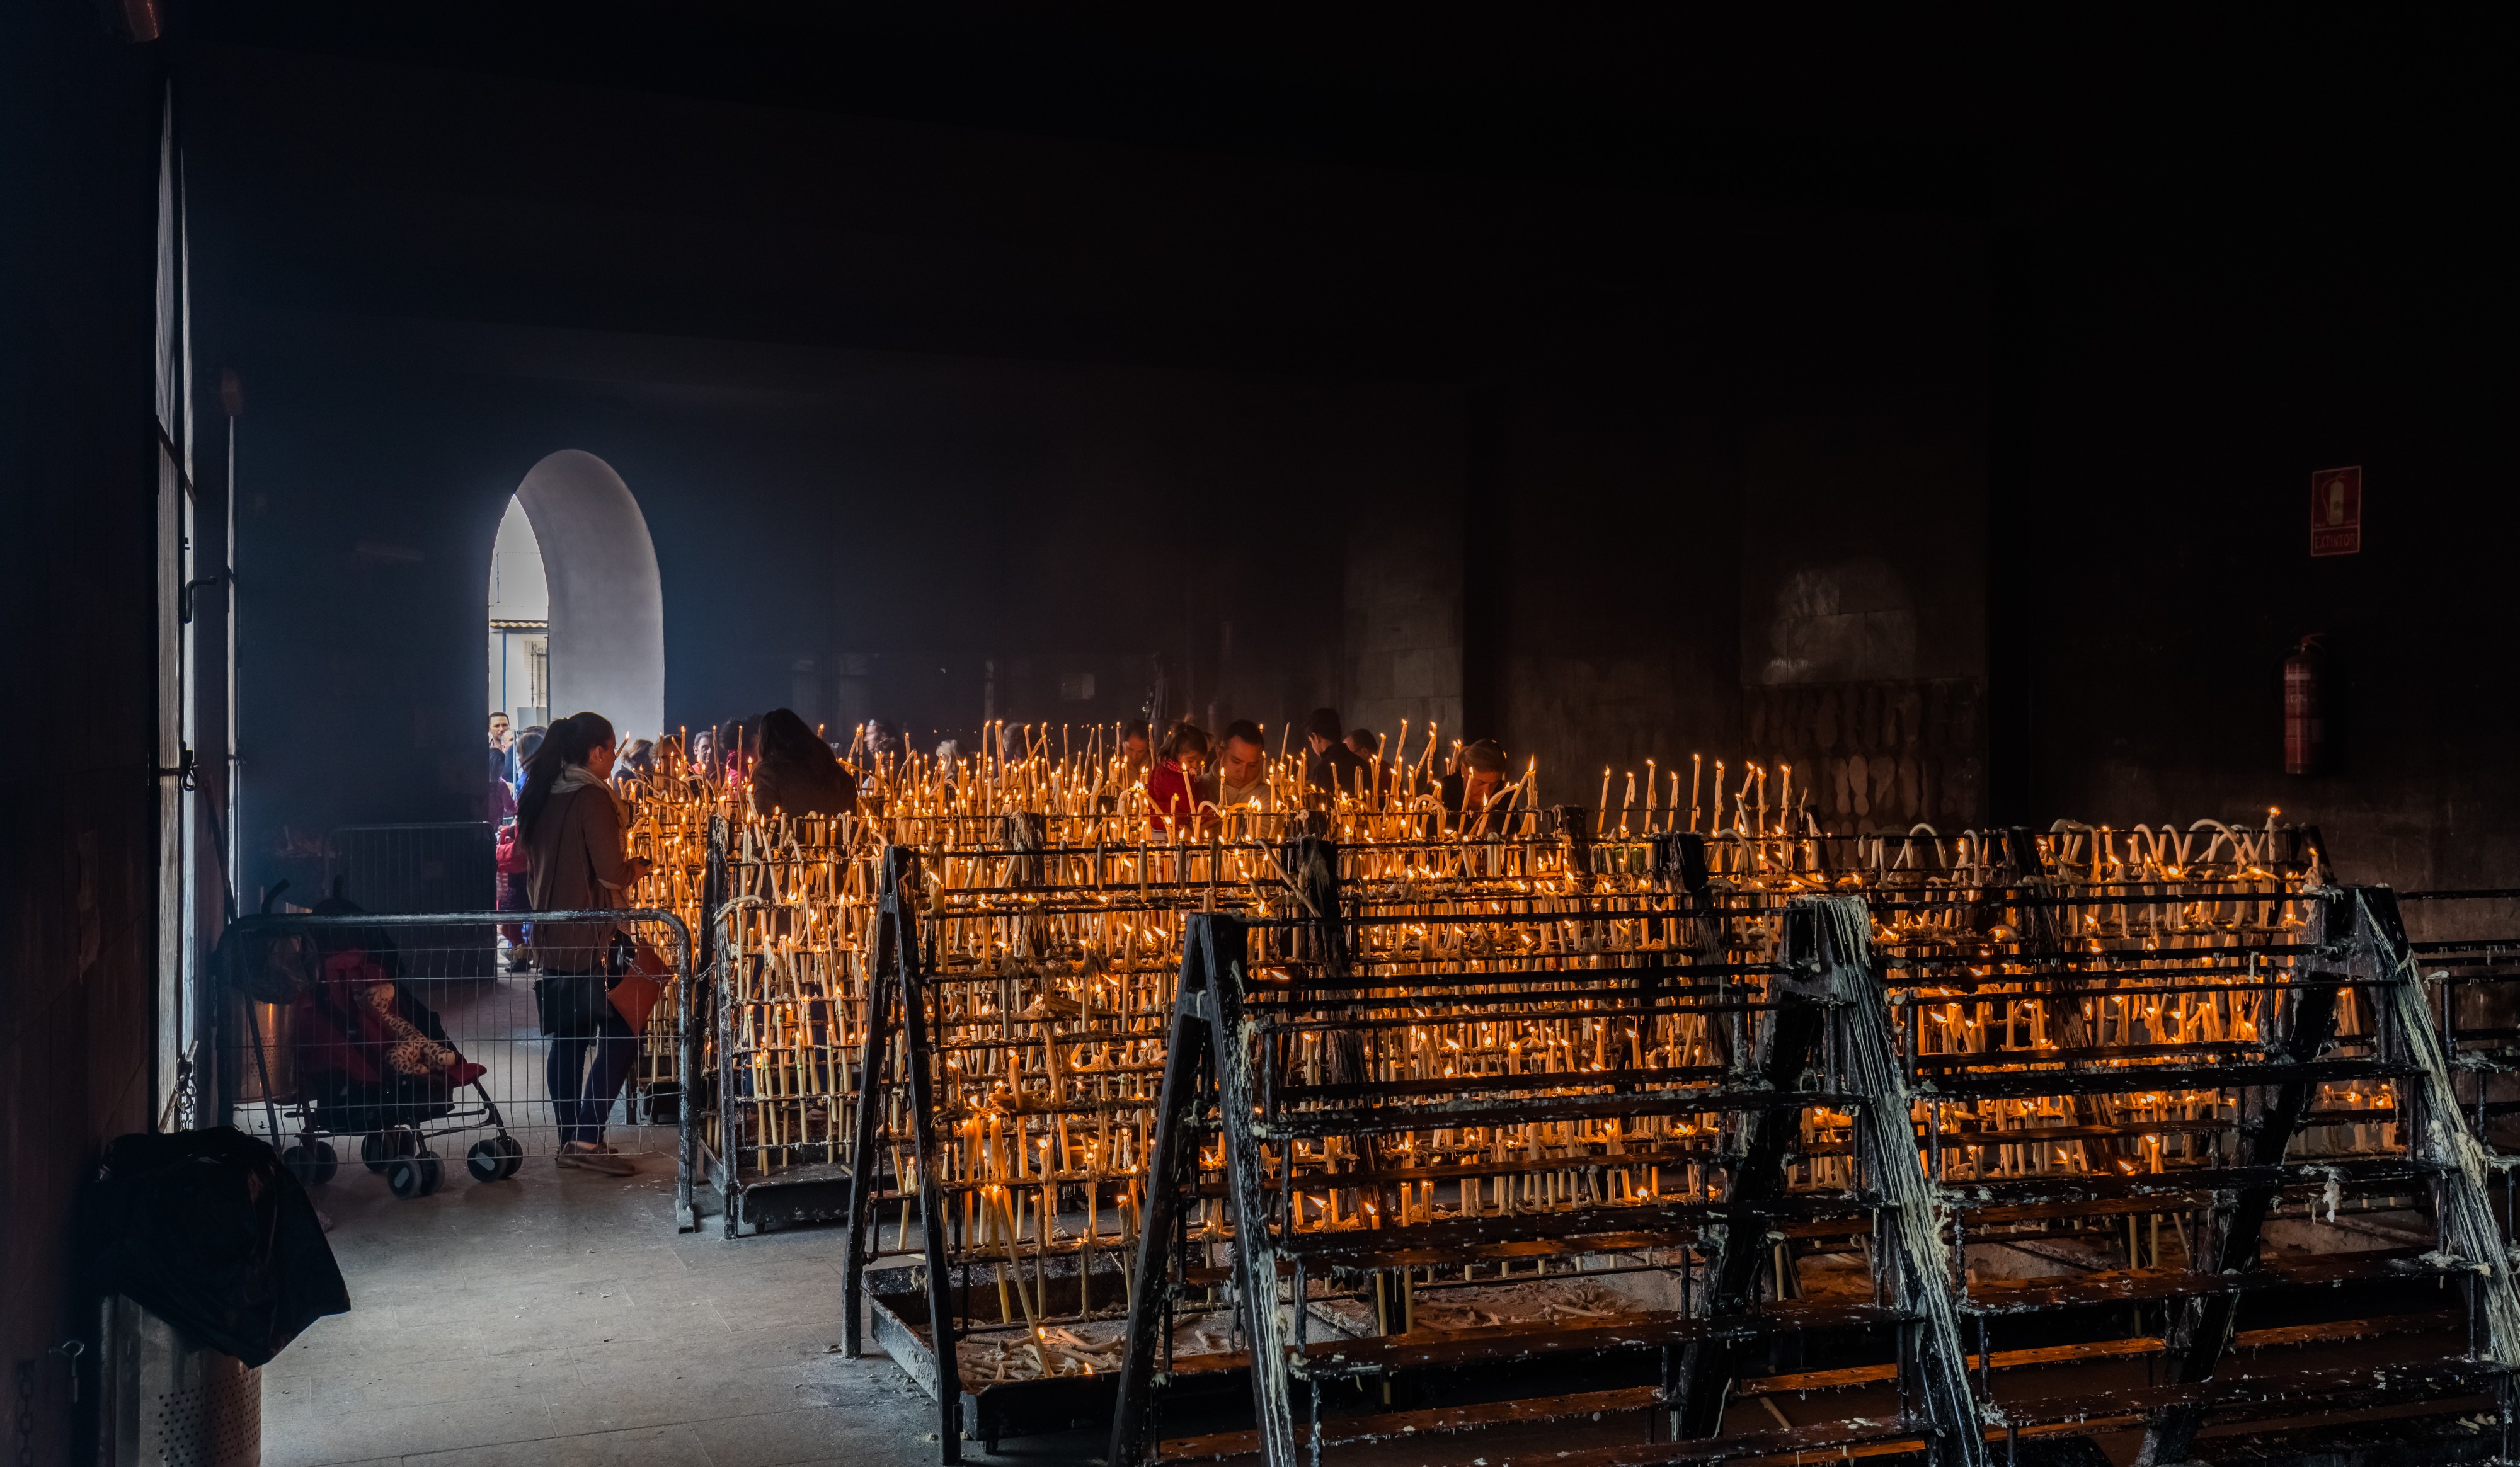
[213,910,693,1199]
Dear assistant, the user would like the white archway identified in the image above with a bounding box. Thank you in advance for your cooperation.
[512,450,665,741]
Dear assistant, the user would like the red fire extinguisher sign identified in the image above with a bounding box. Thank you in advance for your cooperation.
[2310,466,2362,556]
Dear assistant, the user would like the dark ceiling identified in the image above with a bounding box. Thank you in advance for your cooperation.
[166,3,2502,396]
[168,3,2497,218]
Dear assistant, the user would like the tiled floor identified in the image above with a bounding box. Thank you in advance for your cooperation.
[263,1133,971,1467]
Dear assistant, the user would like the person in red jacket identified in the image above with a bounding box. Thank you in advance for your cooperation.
[1143,722,1215,833]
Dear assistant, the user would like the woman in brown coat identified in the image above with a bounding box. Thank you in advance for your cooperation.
[518,711,650,1174]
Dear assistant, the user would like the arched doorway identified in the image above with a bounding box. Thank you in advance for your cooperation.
[485,450,665,742]
[487,497,550,728]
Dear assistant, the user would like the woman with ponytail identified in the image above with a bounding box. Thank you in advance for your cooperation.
[521,711,650,1174]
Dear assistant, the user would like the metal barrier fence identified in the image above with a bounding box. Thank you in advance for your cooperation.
[214,910,694,1202]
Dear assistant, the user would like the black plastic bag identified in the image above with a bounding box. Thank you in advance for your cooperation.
[84,1127,350,1367]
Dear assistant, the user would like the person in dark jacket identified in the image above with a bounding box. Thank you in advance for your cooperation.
[748,707,859,818]
[610,736,656,784]
[1441,739,1518,834]
[1304,707,1367,803]
[714,718,753,782]
[507,724,547,795]
[519,711,649,1175]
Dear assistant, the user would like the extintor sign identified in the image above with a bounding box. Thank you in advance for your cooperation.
[2310,466,2362,556]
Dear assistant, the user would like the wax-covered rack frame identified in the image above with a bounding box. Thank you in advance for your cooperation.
[1092,822,1898,1467]
[622,748,740,1137]
[1865,840,2520,1467]
[1099,823,2520,1467]
[1106,878,1979,1467]
[690,812,885,1235]
[839,820,1773,1459]
[2399,888,2520,1170]
[1099,828,1860,1464]
[840,832,1299,1456]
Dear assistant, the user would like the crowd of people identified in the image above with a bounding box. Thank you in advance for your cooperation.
[480,699,1515,1173]
[1137,706,1518,834]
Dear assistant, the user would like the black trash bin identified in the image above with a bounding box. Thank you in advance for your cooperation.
[84,1126,350,1368]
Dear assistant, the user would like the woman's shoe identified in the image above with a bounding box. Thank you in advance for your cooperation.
[556,1141,634,1177]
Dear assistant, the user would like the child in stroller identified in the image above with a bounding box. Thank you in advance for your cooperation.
[297,947,487,1124]
[285,898,520,1197]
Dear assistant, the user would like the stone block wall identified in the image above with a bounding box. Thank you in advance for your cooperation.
[1344,515,1463,747]
[1740,678,1985,833]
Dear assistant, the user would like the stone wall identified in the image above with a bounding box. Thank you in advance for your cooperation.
[1741,679,1984,832]
[1344,513,1463,747]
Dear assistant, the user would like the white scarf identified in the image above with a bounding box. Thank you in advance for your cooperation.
[552,765,605,796]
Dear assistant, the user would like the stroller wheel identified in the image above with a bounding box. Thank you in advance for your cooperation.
[493,1133,525,1179]
[387,1151,444,1199]
[282,1142,338,1187]
[362,1130,415,1174]
[467,1140,510,1184]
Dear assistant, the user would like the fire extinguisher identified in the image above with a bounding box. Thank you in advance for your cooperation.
[2283,636,2325,775]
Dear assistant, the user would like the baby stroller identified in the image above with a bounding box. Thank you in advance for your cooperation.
[224,885,524,1198]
